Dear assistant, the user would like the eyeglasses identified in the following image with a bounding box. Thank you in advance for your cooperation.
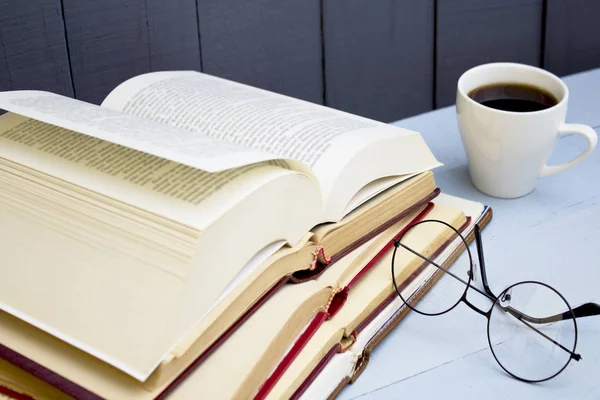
[390,219,600,383]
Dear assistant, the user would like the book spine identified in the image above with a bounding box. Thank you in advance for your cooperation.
[0,343,101,400]
[154,275,290,399]
[254,311,329,400]
[289,343,341,400]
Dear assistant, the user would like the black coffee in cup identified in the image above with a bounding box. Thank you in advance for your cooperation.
[468,83,558,112]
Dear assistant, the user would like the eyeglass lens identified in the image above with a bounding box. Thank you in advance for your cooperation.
[393,219,473,316]
[488,281,577,382]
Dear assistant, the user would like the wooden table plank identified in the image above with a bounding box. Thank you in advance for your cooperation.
[197,0,323,104]
[351,308,600,400]
[323,0,434,122]
[0,0,73,96]
[544,0,600,77]
[63,0,201,104]
[435,0,543,108]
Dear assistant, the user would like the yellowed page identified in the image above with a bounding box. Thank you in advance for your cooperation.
[167,235,313,358]
[0,199,472,400]
[102,71,385,171]
[0,113,297,231]
[101,71,441,220]
[0,210,182,380]
[0,91,277,172]
[169,241,368,399]
[0,311,157,400]
[169,283,330,400]
[267,318,343,400]
[0,112,323,379]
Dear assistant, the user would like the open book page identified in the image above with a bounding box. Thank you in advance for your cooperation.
[168,282,331,400]
[343,173,418,216]
[101,71,441,221]
[0,111,322,378]
[207,240,286,316]
[0,205,184,381]
[0,90,281,173]
[0,112,297,231]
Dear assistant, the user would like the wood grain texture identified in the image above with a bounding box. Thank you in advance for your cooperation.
[436,0,543,107]
[0,0,72,95]
[63,0,201,104]
[196,0,322,104]
[323,0,435,122]
[544,0,600,76]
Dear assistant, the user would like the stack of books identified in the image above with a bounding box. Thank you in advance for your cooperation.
[0,71,491,400]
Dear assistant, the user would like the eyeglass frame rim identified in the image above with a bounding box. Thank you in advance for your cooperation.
[391,219,474,317]
[390,218,580,383]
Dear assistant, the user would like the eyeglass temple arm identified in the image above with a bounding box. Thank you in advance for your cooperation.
[474,225,496,299]
[475,225,600,322]
[569,302,600,319]
[507,302,600,324]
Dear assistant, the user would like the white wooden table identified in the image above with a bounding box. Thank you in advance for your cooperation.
[340,68,600,400]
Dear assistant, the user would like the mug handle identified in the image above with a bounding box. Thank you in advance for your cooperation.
[540,123,598,177]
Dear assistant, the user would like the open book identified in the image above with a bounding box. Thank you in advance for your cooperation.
[0,71,440,382]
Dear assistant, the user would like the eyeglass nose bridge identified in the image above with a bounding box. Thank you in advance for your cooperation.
[461,296,491,318]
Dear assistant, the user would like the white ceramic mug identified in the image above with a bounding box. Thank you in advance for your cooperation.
[456,62,597,198]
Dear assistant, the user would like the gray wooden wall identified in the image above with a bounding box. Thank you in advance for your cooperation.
[1,0,599,123]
